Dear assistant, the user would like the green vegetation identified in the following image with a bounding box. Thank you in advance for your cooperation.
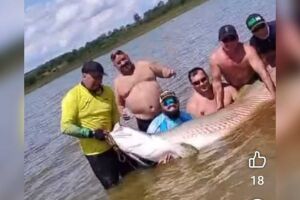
[25,0,206,94]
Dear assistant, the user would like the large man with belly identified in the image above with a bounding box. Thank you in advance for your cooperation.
[111,50,176,132]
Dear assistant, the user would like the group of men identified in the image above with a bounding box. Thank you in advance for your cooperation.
[60,13,276,189]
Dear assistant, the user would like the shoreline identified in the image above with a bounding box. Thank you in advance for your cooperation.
[25,0,207,94]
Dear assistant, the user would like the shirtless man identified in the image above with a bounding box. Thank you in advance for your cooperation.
[210,24,275,109]
[186,67,237,117]
[111,50,176,132]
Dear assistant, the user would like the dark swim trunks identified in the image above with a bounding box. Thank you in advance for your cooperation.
[85,148,136,189]
[136,118,154,132]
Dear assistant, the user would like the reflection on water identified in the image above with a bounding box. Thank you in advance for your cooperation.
[25,0,275,199]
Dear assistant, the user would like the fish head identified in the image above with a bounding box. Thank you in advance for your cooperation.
[109,124,192,164]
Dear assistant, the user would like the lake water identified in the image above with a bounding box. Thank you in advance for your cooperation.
[25,0,276,199]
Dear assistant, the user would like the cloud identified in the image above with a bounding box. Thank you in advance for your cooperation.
[25,0,165,72]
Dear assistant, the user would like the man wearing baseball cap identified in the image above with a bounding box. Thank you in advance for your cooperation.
[147,90,192,134]
[209,24,275,109]
[246,13,276,67]
[61,61,135,189]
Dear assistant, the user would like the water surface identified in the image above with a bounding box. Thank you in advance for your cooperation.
[25,0,275,199]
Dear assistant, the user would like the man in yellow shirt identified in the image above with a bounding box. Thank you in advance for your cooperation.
[61,61,133,189]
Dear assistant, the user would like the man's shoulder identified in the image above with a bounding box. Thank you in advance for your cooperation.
[114,74,124,88]
[268,20,276,28]
[64,84,81,97]
[210,47,221,60]
[187,92,201,106]
[62,84,81,103]
[103,85,114,95]
[135,60,151,67]
[210,46,227,65]
[243,43,256,53]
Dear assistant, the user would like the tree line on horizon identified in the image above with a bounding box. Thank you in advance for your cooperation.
[25,0,188,87]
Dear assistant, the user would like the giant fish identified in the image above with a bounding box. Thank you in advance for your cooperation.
[108,81,273,165]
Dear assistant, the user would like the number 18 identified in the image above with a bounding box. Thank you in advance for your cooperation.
[251,176,264,186]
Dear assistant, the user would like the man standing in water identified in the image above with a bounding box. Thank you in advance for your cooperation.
[186,67,237,117]
[246,14,276,84]
[111,50,176,132]
[210,24,275,110]
[246,13,276,68]
[61,61,134,189]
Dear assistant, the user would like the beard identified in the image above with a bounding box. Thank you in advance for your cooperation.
[120,61,134,75]
[163,109,180,120]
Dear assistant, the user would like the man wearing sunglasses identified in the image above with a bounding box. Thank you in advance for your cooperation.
[186,67,237,117]
[147,91,192,134]
[246,13,276,68]
[210,24,275,110]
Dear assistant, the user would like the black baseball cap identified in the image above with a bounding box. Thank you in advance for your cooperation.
[81,61,107,75]
[246,13,266,31]
[218,25,238,41]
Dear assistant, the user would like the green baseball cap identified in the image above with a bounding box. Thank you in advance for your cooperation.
[246,13,266,31]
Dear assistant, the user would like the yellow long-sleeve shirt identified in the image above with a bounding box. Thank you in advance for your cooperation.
[61,83,119,155]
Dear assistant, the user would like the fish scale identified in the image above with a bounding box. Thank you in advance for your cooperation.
[110,81,273,162]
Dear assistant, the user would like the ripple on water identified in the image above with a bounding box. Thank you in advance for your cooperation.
[25,0,275,199]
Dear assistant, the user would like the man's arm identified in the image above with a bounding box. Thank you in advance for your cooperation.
[186,100,200,118]
[210,57,224,110]
[111,90,120,126]
[229,86,238,101]
[113,80,125,114]
[149,61,176,78]
[61,92,93,138]
[113,80,131,120]
[247,45,276,98]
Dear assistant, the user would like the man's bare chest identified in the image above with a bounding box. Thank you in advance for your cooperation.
[117,72,155,97]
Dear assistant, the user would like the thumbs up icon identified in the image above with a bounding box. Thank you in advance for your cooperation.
[248,151,267,169]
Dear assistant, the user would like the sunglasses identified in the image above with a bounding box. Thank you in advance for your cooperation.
[252,23,266,33]
[162,97,178,106]
[192,77,207,86]
[222,35,237,43]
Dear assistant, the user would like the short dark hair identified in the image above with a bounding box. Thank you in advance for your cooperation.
[188,67,207,83]
[110,50,125,61]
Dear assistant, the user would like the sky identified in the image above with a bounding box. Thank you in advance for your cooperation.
[25,0,166,73]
